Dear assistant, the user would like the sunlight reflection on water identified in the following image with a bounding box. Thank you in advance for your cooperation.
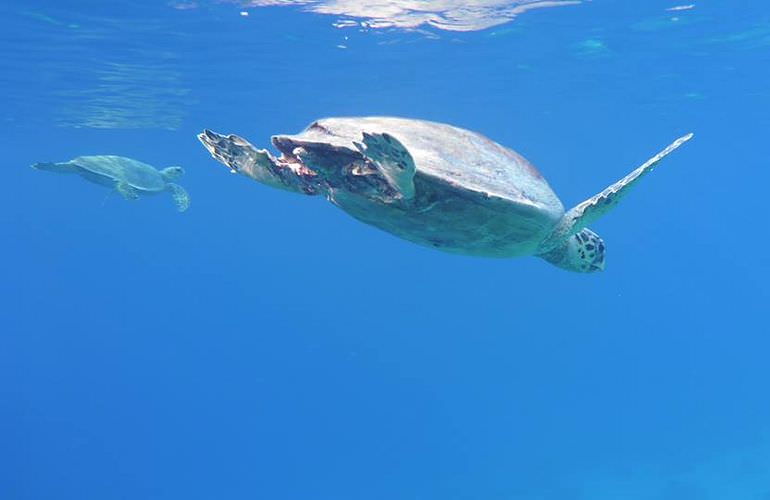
[8,10,194,130]
[212,0,582,32]
[54,61,191,130]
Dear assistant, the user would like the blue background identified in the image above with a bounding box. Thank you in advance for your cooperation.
[2,0,769,498]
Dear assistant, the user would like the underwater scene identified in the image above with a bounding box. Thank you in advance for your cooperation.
[3,0,770,498]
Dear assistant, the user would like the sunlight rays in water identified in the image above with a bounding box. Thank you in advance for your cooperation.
[221,0,582,32]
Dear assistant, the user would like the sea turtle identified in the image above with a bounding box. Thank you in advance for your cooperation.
[197,117,692,272]
[32,155,190,212]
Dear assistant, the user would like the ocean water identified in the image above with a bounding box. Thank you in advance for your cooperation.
[3,1,770,499]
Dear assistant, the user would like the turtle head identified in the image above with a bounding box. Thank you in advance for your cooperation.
[161,166,184,181]
[537,228,605,273]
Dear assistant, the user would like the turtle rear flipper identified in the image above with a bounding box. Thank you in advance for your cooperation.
[198,129,319,195]
[167,183,190,212]
[539,132,694,252]
[354,132,416,200]
[31,161,78,173]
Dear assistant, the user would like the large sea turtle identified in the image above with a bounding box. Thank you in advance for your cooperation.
[33,155,190,212]
[198,117,692,272]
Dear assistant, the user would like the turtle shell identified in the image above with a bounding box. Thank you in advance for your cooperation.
[275,117,564,219]
[270,117,569,256]
[71,156,166,191]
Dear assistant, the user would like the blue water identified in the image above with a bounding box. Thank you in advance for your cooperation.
[3,1,769,498]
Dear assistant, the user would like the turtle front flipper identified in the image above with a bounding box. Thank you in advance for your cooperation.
[166,183,190,212]
[539,132,694,252]
[354,132,416,200]
[116,181,139,200]
[198,129,319,195]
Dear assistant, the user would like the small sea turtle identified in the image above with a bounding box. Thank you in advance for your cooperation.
[33,155,190,212]
[198,117,692,272]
